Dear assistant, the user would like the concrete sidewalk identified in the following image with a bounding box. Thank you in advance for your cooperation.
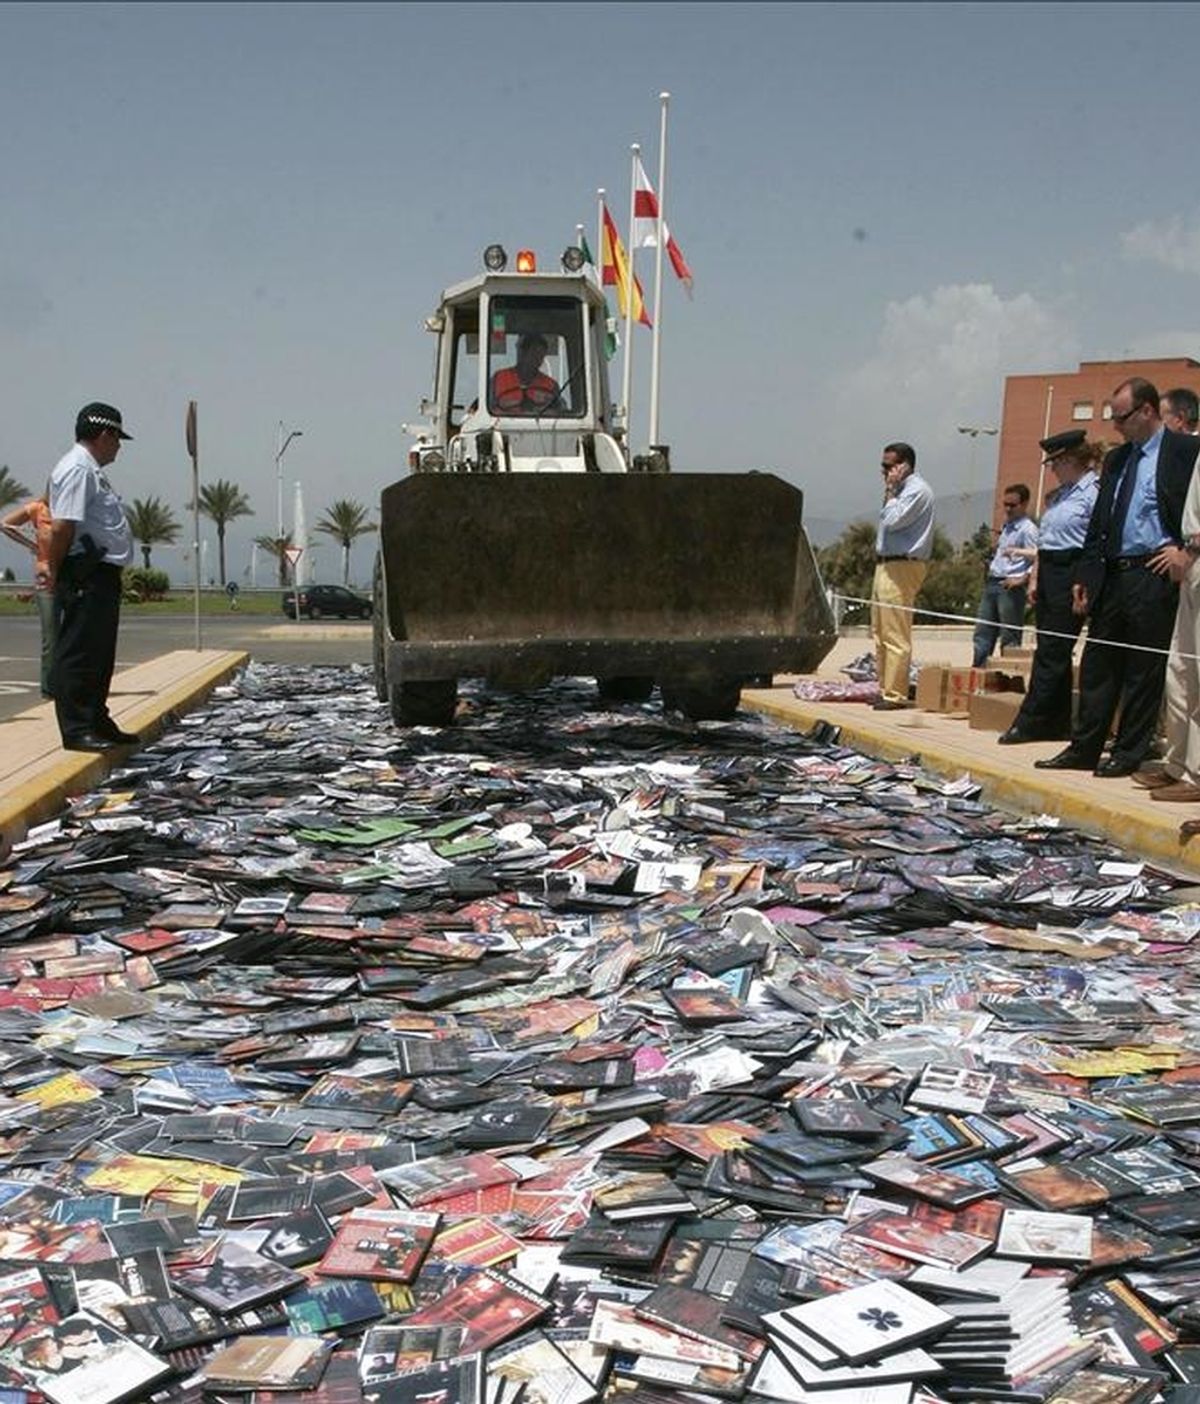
[0,649,248,846]
[746,628,1200,879]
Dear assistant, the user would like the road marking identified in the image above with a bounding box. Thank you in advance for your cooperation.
[0,683,38,695]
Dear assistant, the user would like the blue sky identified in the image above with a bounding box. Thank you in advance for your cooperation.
[3,2,1199,585]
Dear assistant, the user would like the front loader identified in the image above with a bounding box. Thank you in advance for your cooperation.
[373,243,835,727]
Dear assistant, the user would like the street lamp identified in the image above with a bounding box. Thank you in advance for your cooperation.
[275,422,303,537]
[957,425,998,542]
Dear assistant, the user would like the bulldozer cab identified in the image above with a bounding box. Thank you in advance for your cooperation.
[417,269,622,473]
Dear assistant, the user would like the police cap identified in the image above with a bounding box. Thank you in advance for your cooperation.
[1039,428,1086,462]
[76,403,133,441]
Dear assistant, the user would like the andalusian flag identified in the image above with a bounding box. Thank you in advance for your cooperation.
[579,233,618,361]
[601,202,652,328]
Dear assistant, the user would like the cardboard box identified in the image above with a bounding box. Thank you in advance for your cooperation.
[915,666,1025,714]
[915,666,952,713]
[968,691,1025,732]
[994,655,1032,678]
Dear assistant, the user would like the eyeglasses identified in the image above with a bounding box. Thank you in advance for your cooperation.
[1110,405,1142,425]
[1002,500,1021,510]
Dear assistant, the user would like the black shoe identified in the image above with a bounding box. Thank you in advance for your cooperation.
[1094,756,1139,778]
[998,727,1036,745]
[62,732,118,753]
[1034,747,1097,771]
[96,724,139,744]
[872,699,912,711]
[998,725,1063,745]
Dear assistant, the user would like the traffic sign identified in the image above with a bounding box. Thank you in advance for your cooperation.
[284,547,304,567]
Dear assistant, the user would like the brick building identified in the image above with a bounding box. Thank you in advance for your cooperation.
[994,356,1200,527]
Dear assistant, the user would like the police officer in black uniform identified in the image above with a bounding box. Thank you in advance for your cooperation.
[999,430,1098,744]
[46,403,138,753]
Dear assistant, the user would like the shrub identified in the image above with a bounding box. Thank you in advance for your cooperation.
[123,566,170,601]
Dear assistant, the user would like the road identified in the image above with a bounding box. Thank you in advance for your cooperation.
[0,614,371,722]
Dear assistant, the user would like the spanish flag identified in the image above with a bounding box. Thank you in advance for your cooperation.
[601,202,652,329]
[579,234,618,360]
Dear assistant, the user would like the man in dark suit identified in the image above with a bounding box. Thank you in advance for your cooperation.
[1036,376,1199,777]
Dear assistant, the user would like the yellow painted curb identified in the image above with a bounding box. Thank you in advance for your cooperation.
[114,650,251,737]
[744,689,1200,880]
[0,650,249,849]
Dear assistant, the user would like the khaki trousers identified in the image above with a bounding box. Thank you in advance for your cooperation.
[1162,560,1200,783]
[872,559,927,703]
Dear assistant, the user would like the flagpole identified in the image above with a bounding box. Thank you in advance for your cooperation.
[649,92,670,449]
[596,191,605,296]
[1035,382,1055,516]
[622,143,639,456]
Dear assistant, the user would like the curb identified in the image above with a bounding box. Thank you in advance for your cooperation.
[0,650,249,849]
[744,688,1200,880]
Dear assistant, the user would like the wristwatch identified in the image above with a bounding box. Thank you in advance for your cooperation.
[1186,534,1200,557]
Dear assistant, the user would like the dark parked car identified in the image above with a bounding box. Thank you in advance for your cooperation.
[281,584,373,620]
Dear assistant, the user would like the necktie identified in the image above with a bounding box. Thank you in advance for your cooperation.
[1106,445,1141,560]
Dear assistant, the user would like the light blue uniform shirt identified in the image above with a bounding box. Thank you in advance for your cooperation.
[876,471,935,560]
[48,443,134,567]
[1038,470,1098,551]
[1118,427,1170,556]
[989,515,1038,580]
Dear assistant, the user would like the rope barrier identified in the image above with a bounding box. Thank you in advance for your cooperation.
[829,592,1199,663]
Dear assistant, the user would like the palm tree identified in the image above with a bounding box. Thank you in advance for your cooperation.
[126,496,181,569]
[196,479,253,586]
[254,532,295,588]
[0,466,31,512]
[315,499,377,585]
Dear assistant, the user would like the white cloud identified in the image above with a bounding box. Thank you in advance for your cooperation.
[814,283,1078,519]
[1121,214,1200,275]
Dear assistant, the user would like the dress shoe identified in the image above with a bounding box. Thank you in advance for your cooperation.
[62,732,118,753]
[997,726,1041,745]
[1034,748,1096,771]
[1151,780,1200,802]
[1132,765,1175,789]
[872,698,912,711]
[1093,757,1139,778]
[97,724,139,744]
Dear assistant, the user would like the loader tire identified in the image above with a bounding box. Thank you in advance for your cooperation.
[391,679,458,728]
[662,677,742,722]
[371,555,388,701]
[596,675,655,704]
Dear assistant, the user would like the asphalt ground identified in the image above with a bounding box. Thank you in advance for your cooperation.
[0,614,370,721]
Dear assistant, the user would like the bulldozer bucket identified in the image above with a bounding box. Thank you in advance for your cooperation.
[378,472,836,686]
